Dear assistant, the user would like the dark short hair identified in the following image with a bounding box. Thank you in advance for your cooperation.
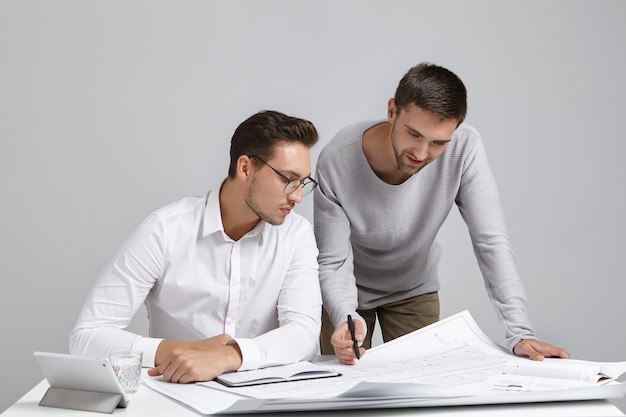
[394,62,467,126]
[228,110,318,178]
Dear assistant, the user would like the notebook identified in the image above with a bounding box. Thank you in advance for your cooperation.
[216,360,341,387]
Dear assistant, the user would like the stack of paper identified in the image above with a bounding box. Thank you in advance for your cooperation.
[143,310,626,414]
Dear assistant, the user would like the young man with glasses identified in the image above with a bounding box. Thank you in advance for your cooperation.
[315,62,569,365]
[71,110,321,383]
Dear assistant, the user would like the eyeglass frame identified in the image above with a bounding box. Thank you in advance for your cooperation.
[249,155,318,196]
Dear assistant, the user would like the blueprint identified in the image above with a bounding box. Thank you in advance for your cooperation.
[142,310,626,414]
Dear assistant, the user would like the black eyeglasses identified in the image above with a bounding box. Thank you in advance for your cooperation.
[250,155,318,196]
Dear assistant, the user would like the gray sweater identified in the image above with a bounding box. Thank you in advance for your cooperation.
[314,120,536,351]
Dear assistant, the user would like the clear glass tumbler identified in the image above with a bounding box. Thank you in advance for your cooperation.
[109,350,143,394]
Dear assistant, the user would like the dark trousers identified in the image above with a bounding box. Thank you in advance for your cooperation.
[320,292,440,354]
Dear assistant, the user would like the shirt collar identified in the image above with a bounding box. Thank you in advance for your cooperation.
[202,184,269,241]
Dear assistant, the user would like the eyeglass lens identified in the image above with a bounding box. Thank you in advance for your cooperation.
[285,180,315,196]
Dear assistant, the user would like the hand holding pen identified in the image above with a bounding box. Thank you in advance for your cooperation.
[347,315,361,360]
[330,314,364,365]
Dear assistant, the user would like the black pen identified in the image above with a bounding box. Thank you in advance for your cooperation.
[347,314,360,359]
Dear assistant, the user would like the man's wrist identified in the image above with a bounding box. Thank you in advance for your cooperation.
[224,339,243,372]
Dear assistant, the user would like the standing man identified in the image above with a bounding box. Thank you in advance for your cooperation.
[314,62,569,365]
[70,110,322,383]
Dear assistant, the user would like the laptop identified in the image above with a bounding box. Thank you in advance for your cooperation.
[34,351,129,412]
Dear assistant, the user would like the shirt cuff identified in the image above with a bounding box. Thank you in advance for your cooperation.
[229,338,262,371]
[132,336,164,367]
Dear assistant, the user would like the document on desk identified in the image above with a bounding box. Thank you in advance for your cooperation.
[216,361,341,387]
[142,310,626,415]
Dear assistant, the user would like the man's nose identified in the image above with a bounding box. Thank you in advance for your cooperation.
[412,141,428,160]
[287,186,302,204]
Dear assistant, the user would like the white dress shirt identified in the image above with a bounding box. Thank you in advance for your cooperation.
[70,186,322,370]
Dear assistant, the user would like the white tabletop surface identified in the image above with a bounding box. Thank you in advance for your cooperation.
[2,372,624,417]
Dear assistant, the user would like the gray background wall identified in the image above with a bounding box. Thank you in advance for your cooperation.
[1,0,625,413]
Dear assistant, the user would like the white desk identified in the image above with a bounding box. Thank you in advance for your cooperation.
[2,374,624,417]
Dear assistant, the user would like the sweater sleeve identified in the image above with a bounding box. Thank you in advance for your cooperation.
[455,132,536,351]
[313,165,366,333]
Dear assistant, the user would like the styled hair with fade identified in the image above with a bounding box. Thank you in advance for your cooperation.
[228,110,318,178]
[394,62,467,126]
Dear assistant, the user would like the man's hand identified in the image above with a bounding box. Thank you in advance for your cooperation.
[148,334,242,383]
[331,319,365,365]
[514,339,570,361]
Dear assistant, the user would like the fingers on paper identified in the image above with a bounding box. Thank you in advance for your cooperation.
[515,339,570,361]
[335,345,362,365]
[150,351,207,384]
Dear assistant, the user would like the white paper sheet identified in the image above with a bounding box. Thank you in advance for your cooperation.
[143,310,626,414]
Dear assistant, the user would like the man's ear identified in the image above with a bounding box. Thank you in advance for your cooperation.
[387,98,397,122]
[236,155,254,182]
